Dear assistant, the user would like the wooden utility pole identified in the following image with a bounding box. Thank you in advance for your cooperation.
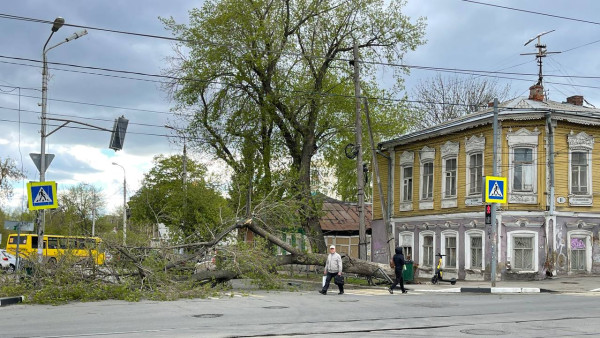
[353,40,367,260]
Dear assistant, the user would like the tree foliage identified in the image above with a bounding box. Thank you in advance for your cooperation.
[0,157,25,206]
[128,155,232,243]
[162,0,425,253]
[410,74,512,129]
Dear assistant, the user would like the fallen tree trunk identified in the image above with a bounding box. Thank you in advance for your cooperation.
[189,219,393,283]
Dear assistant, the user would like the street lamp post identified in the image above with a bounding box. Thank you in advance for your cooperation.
[37,17,87,261]
[112,162,127,245]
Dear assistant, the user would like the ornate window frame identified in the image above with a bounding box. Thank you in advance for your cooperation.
[399,151,414,211]
[567,131,594,206]
[464,229,485,271]
[465,135,485,206]
[441,141,459,208]
[567,230,592,273]
[419,146,435,210]
[440,230,459,269]
[398,231,414,261]
[507,230,538,272]
[507,128,540,204]
[419,230,436,268]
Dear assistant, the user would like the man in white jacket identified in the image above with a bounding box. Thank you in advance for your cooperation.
[319,245,343,295]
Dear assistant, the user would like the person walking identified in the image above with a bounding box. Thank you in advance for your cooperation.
[319,245,344,295]
[389,247,407,294]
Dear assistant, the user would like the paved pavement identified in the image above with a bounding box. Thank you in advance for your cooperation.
[279,274,600,295]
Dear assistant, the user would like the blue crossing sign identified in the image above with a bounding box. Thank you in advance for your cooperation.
[27,181,58,210]
[485,176,507,203]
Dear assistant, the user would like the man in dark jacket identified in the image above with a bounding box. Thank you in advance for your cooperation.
[389,247,407,294]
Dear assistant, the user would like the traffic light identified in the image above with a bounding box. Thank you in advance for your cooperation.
[109,116,129,151]
[485,204,492,225]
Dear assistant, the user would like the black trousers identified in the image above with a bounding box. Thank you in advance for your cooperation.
[322,272,343,293]
[390,268,406,292]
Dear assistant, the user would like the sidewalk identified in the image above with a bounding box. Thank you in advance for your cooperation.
[279,274,600,294]
[404,274,600,294]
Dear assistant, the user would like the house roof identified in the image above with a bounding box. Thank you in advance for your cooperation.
[319,196,373,232]
[379,96,600,150]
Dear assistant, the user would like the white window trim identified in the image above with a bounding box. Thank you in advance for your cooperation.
[567,131,594,206]
[465,135,485,206]
[441,230,459,269]
[441,141,459,204]
[399,151,414,211]
[465,229,485,270]
[567,230,592,273]
[419,147,435,210]
[419,231,436,268]
[507,128,540,204]
[507,230,538,272]
[398,231,414,260]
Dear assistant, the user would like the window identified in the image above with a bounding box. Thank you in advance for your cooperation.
[507,128,539,204]
[402,166,413,202]
[567,230,591,272]
[570,237,586,271]
[571,152,588,194]
[399,233,413,261]
[513,236,534,270]
[465,230,485,270]
[399,151,415,211]
[513,148,534,192]
[422,234,434,267]
[422,162,433,199]
[444,158,457,197]
[444,236,457,268]
[465,135,485,202]
[567,132,594,205]
[468,153,483,195]
[471,236,482,268]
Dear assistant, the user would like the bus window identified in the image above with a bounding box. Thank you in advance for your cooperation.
[58,238,68,248]
[9,236,27,245]
[48,237,58,249]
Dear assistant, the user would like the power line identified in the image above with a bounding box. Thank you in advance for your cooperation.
[461,0,600,26]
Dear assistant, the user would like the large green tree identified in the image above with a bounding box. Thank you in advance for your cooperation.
[128,155,232,243]
[162,0,425,253]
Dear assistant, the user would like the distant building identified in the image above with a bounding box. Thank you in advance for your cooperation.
[372,85,600,280]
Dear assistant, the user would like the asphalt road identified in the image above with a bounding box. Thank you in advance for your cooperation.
[2,289,600,337]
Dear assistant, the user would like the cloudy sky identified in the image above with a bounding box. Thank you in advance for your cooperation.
[1,0,600,213]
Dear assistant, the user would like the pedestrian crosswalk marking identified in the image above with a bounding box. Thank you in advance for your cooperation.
[33,187,52,204]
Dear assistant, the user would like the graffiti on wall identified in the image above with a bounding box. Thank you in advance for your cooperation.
[571,238,585,250]
[556,227,567,269]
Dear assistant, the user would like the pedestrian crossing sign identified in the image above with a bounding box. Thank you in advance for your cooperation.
[485,176,506,203]
[27,181,58,210]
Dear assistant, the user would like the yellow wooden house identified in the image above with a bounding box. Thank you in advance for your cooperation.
[372,85,600,281]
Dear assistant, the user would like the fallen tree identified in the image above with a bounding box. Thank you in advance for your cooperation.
[183,218,393,284]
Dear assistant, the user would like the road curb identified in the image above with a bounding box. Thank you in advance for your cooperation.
[416,287,543,294]
[0,296,24,307]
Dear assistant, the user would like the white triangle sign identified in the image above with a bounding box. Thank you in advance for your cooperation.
[489,182,503,197]
[34,187,53,204]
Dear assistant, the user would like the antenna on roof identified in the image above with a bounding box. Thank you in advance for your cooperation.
[521,30,561,86]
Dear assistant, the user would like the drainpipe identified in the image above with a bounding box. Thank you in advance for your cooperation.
[546,112,555,216]
[546,112,555,276]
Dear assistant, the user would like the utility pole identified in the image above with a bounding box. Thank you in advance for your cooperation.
[364,98,394,262]
[491,98,499,287]
[353,40,366,261]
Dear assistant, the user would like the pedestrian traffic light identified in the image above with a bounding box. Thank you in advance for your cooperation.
[109,116,128,151]
[485,204,492,225]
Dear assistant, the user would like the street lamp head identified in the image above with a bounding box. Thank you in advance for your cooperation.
[112,162,118,166]
[51,17,65,32]
[65,29,88,42]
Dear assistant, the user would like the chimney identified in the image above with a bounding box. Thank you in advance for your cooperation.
[566,95,583,106]
[528,84,544,101]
